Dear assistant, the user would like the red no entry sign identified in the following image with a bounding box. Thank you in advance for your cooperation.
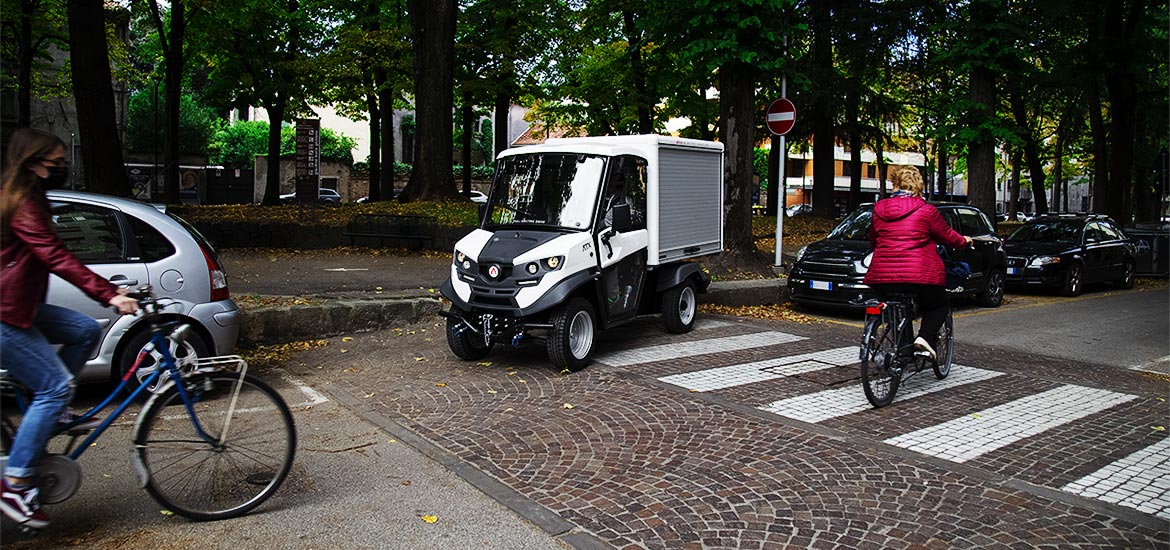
[766,98,796,136]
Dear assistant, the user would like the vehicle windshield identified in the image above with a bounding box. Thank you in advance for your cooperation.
[485,153,605,230]
[826,205,873,240]
[1007,220,1082,243]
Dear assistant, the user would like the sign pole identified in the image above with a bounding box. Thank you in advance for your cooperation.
[773,76,787,268]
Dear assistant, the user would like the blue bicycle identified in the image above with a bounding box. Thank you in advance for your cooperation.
[1,286,296,525]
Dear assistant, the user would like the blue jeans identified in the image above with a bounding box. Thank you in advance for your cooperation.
[1,304,100,478]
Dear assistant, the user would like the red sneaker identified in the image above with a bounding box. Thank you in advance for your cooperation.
[0,478,50,529]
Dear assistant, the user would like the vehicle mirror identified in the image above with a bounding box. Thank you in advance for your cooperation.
[612,203,632,233]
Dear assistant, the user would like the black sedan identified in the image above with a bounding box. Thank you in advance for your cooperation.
[1003,214,1136,296]
[787,202,1007,310]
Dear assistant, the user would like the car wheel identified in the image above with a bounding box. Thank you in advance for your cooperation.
[1117,261,1135,289]
[445,315,493,360]
[977,269,1005,307]
[661,279,697,334]
[548,298,595,372]
[1061,263,1084,297]
[118,326,210,395]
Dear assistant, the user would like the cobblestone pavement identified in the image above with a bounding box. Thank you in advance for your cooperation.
[284,312,1170,549]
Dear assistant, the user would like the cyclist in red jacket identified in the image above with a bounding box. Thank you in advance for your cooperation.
[863,166,971,359]
[0,128,138,529]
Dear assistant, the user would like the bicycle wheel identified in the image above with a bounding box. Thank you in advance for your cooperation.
[933,312,954,379]
[861,315,901,408]
[133,372,296,520]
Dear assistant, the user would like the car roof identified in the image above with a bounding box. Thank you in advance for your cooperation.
[48,189,168,216]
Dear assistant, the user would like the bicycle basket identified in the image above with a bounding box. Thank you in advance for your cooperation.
[944,259,972,290]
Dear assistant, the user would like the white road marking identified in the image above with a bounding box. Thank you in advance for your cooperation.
[278,369,331,407]
[659,347,858,392]
[760,365,1004,423]
[1062,438,1170,520]
[883,385,1137,463]
[323,268,370,272]
[595,331,806,367]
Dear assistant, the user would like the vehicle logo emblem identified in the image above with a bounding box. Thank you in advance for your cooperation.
[488,265,500,278]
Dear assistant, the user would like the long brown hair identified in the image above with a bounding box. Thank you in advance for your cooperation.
[1,128,64,245]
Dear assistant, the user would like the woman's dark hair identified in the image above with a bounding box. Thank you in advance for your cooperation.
[1,128,64,245]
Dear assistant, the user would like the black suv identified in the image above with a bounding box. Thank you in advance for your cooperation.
[1003,213,1136,296]
[787,202,1007,310]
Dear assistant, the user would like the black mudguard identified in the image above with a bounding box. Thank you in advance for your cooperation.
[653,262,710,293]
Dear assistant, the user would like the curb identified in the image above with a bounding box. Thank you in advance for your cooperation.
[237,278,788,346]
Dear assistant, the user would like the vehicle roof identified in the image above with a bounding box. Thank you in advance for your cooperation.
[498,135,723,160]
[48,189,168,216]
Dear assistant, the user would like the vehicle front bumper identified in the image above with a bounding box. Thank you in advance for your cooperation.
[786,275,875,310]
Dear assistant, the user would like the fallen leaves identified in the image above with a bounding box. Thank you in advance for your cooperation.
[421,515,438,524]
[698,303,823,324]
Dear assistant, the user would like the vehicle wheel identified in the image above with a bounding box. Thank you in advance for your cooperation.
[977,269,1005,307]
[933,313,954,380]
[860,316,900,408]
[548,298,595,372]
[446,315,493,360]
[118,326,210,395]
[1060,263,1084,297]
[661,279,697,334]
[135,372,295,520]
[1117,261,1135,289]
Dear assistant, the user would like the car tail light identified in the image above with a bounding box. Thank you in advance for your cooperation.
[199,244,230,301]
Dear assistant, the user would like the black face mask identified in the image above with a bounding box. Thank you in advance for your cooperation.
[39,165,68,189]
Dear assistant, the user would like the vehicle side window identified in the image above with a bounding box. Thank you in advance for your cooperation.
[600,156,647,230]
[126,215,176,262]
[49,201,125,263]
[1085,222,1106,243]
[1098,222,1125,241]
[954,208,992,237]
[939,208,961,233]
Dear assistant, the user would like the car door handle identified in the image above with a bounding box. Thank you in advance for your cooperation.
[108,275,139,287]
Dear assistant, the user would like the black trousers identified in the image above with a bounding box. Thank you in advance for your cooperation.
[873,283,949,344]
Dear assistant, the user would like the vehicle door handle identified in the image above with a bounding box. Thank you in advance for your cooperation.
[108,275,139,287]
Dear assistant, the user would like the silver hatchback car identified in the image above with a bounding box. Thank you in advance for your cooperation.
[42,190,240,391]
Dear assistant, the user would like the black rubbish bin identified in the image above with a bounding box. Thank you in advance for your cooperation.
[1124,223,1170,277]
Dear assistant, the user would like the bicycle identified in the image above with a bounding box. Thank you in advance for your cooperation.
[0,286,296,529]
[858,290,955,408]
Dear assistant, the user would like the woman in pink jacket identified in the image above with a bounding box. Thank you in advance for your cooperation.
[863,167,971,359]
[0,129,138,529]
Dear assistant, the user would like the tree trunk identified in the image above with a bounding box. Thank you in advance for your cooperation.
[67,0,131,197]
[1009,150,1021,217]
[845,78,861,211]
[876,142,888,199]
[366,86,382,202]
[767,134,780,216]
[494,91,510,159]
[402,0,457,201]
[379,81,395,199]
[1102,0,1142,224]
[160,0,185,204]
[623,10,652,134]
[262,99,285,205]
[1009,94,1048,215]
[810,0,836,217]
[1052,133,1063,212]
[461,89,473,196]
[967,65,997,215]
[719,65,756,253]
[1086,81,1109,212]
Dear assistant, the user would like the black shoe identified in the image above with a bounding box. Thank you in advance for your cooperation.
[59,410,101,432]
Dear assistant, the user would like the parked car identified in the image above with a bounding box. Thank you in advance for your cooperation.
[787,202,1007,310]
[1003,213,1136,296]
[280,188,341,205]
[786,204,813,217]
[32,191,240,392]
[467,190,488,204]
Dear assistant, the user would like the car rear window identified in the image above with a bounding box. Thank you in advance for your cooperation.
[126,215,176,262]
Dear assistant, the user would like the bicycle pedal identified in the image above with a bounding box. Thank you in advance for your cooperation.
[913,351,933,358]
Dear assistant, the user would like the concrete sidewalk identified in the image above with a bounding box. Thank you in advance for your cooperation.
[221,249,788,346]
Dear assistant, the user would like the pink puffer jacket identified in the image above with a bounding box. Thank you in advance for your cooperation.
[863,196,967,287]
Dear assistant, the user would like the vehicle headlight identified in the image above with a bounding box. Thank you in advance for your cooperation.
[526,262,539,275]
[854,252,873,274]
[1029,256,1060,267]
[794,246,808,263]
[543,256,564,270]
[454,250,472,270]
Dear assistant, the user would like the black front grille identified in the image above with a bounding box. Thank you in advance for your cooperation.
[799,260,853,278]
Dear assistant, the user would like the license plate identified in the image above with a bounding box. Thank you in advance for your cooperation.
[1007,267,1019,275]
[809,280,833,291]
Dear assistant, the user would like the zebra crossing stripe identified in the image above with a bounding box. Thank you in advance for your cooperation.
[883,385,1137,463]
[1062,438,1170,519]
[658,347,859,392]
[595,331,805,367]
[760,365,1004,423]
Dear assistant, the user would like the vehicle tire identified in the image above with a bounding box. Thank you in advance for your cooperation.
[860,316,900,408]
[134,372,296,521]
[933,313,954,380]
[446,315,493,360]
[119,326,210,395]
[661,279,697,334]
[548,298,596,372]
[1060,263,1084,297]
[1117,261,1135,289]
[976,269,1005,307]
